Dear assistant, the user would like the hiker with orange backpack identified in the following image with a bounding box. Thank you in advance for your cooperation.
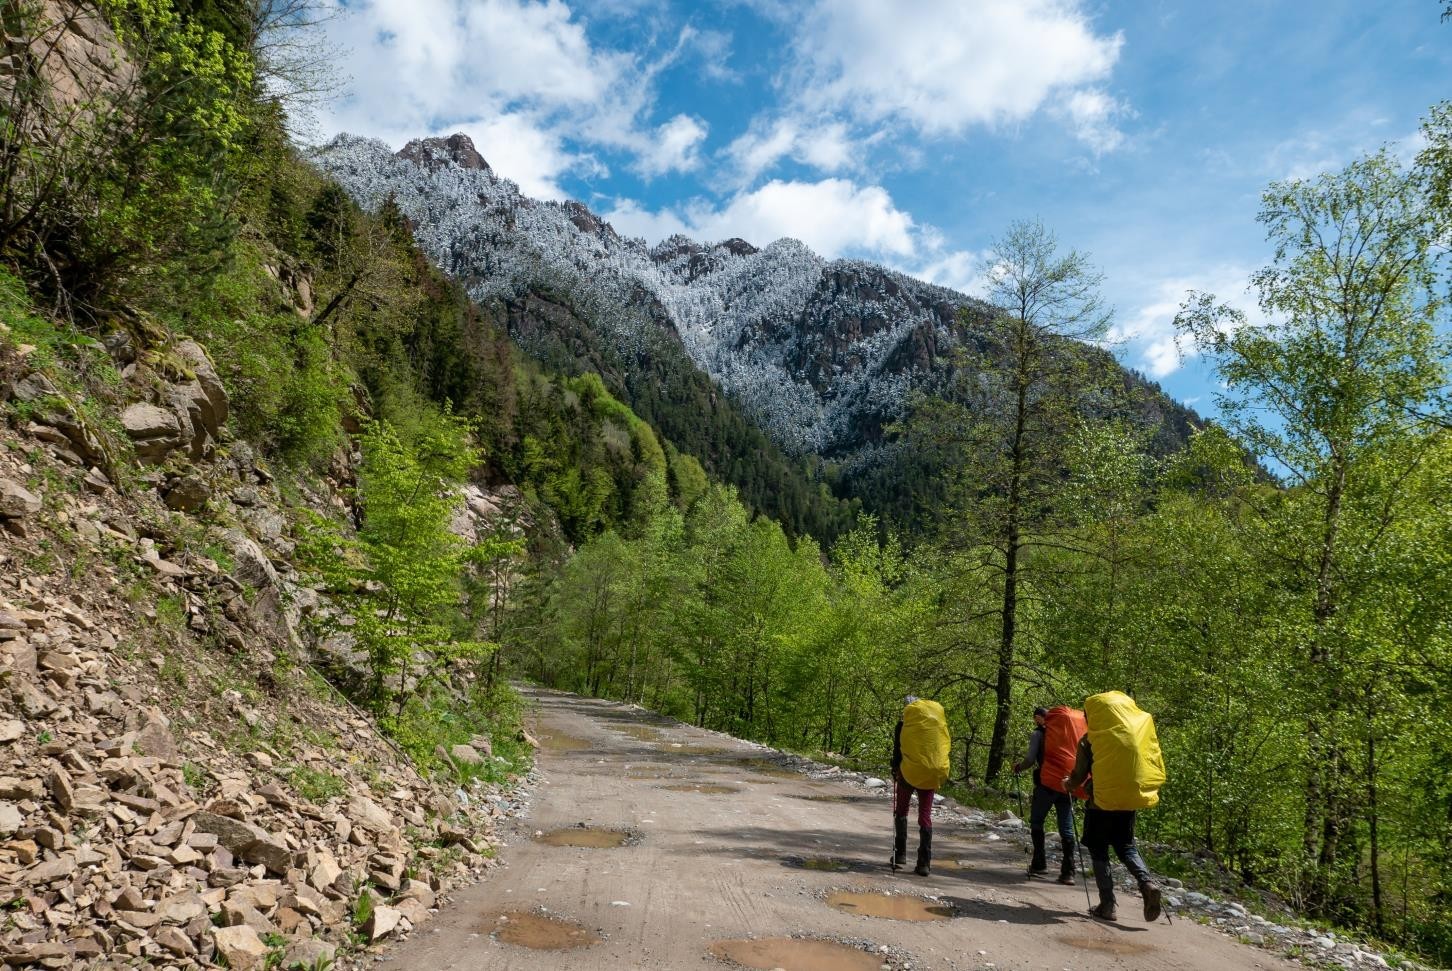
[1012,705,1082,884]
[1063,691,1165,923]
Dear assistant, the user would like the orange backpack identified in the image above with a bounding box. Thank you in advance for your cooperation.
[1041,706,1089,799]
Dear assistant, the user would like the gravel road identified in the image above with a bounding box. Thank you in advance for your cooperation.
[377,687,1298,971]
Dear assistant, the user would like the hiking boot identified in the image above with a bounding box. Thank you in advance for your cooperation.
[1027,829,1048,875]
[1056,835,1076,885]
[914,827,932,876]
[1090,901,1118,921]
[1140,881,1162,922]
[893,817,908,866]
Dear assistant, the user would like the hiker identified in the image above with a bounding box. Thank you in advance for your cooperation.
[891,695,951,876]
[1063,691,1165,923]
[1012,705,1077,884]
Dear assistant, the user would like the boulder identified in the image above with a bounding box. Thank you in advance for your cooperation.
[0,479,40,520]
[449,743,484,768]
[173,340,229,431]
[121,403,182,463]
[347,794,395,834]
[212,925,269,970]
[163,474,211,513]
[364,904,402,940]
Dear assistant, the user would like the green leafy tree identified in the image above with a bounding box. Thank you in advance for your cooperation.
[913,219,1112,783]
[1176,150,1449,918]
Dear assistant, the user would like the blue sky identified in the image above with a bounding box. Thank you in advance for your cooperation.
[316,0,1451,413]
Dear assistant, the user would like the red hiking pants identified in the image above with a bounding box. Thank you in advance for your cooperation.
[894,777,934,829]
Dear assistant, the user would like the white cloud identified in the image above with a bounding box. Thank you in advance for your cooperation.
[790,0,1125,141]
[909,249,991,296]
[726,117,858,183]
[317,0,683,182]
[1059,89,1131,154]
[605,177,918,258]
[1109,268,1258,378]
[637,114,709,176]
[602,198,693,242]
[452,114,577,200]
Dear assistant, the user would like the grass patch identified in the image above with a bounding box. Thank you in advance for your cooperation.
[286,764,345,804]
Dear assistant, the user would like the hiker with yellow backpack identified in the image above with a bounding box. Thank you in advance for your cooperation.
[891,696,951,876]
[1063,691,1166,923]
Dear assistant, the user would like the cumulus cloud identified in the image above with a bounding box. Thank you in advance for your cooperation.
[725,118,858,183]
[909,249,992,296]
[790,0,1125,141]
[605,177,918,258]
[637,114,709,176]
[317,0,691,186]
[1109,269,1259,378]
[448,114,581,200]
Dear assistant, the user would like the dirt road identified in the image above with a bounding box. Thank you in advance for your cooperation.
[379,688,1296,971]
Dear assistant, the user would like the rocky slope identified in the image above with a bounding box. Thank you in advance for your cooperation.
[310,134,1197,477]
[0,322,526,969]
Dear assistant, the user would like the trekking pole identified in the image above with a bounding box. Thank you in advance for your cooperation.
[889,773,900,873]
[1013,773,1025,820]
[1071,799,1092,911]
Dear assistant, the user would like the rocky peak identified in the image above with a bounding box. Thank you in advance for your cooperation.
[396,133,490,173]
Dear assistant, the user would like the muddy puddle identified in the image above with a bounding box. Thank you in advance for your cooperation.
[782,856,873,874]
[826,891,954,922]
[534,826,634,848]
[612,724,665,742]
[665,743,737,757]
[708,937,884,971]
[931,858,972,871]
[540,732,594,753]
[792,792,860,803]
[1055,934,1155,956]
[623,765,680,779]
[662,782,740,794]
[487,911,601,950]
[736,758,802,778]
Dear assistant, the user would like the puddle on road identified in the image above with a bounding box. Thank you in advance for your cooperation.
[662,783,740,794]
[540,732,593,753]
[826,891,954,922]
[488,911,601,950]
[613,725,665,742]
[736,758,802,778]
[534,826,634,848]
[793,792,859,803]
[790,857,853,872]
[708,937,885,971]
[1056,934,1155,956]
[665,743,737,757]
[624,765,679,779]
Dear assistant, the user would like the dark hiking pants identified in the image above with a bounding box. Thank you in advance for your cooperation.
[1082,807,1152,906]
[1029,783,1072,839]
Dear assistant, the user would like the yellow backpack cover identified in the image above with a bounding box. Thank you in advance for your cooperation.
[1084,691,1166,810]
[900,700,951,791]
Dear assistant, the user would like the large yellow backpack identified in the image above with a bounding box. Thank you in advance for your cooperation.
[900,700,951,791]
[1084,691,1166,810]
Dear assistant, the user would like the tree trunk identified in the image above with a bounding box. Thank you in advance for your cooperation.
[985,378,1028,786]
[1305,453,1347,914]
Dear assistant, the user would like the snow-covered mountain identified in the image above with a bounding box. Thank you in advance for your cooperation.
[310,133,993,461]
